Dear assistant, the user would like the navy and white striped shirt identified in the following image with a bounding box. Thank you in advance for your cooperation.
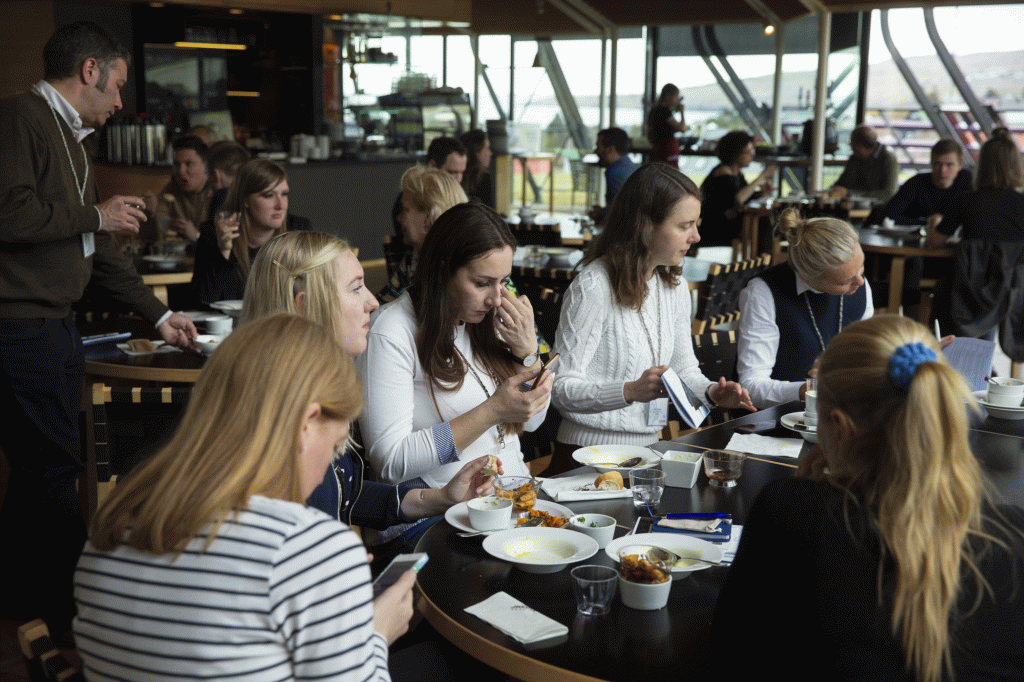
[74,496,390,681]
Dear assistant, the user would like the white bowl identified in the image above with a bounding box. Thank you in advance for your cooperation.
[466,496,513,531]
[204,315,233,335]
[195,334,227,355]
[973,391,1024,421]
[568,513,617,549]
[618,574,672,610]
[482,527,598,574]
[986,378,1024,408]
[604,533,723,575]
[660,449,702,488]
[571,445,660,475]
[543,247,577,266]
[210,299,244,318]
[780,411,818,443]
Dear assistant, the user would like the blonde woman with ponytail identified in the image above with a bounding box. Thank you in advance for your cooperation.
[713,315,1024,681]
[737,208,873,408]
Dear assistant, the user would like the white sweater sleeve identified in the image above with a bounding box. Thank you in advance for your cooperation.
[552,268,631,414]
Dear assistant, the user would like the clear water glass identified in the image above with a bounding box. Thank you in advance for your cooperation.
[570,565,618,615]
[630,469,665,516]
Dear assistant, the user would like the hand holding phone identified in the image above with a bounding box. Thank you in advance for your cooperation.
[531,353,560,390]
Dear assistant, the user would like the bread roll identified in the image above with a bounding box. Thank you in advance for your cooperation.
[595,471,623,490]
[481,455,499,477]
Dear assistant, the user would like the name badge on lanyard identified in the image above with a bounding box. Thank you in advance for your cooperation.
[647,397,669,427]
[82,233,95,258]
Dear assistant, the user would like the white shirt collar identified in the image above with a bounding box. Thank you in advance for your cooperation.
[796,277,825,296]
[32,80,95,143]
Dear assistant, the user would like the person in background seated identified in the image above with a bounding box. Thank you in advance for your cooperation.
[738,209,872,408]
[145,135,211,243]
[826,125,899,202]
[75,314,406,681]
[699,130,778,249]
[878,139,972,228]
[203,140,250,222]
[714,315,1024,680]
[588,127,639,224]
[192,158,311,304]
[928,127,1024,247]
[646,83,687,166]
[549,164,753,475]
[425,135,467,183]
[460,129,495,208]
[379,166,467,304]
[241,231,499,563]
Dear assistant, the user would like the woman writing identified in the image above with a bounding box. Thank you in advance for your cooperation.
[193,158,311,305]
[460,129,496,208]
[359,203,553,488]
[714,315,1024,680]
[75,315,410,680]
[646,83,687,166]
[241,231,500,558]
[737,209,873,408]
[380,166,467,303]
[550,163,753,474]
[699,130,778,249]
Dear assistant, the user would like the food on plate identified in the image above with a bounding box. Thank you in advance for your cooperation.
[595,471,624,490]
[481,454,499,477]
[619,554,670,584]
[517,509,567,528]
[126,339,155,353]
[619,456,644,467]
[495,482,537,511]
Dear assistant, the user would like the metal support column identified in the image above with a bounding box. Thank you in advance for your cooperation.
[810,8,830,192]
[469,33,508,122]
[536,38,591,152]
[600,37,607,130]
[772,25,785,144]
[923,7,996,138]
[610,28,618,127]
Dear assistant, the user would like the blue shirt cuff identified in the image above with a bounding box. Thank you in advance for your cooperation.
[431,421,459,465]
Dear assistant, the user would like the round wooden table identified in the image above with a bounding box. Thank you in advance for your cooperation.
[858,228,954,317]
[81,317,206,384]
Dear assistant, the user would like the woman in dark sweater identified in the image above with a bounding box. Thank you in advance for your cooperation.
[714,315,1024,681]
[460,129,495,208]
[646,83,687,166]
[699,130,778,248]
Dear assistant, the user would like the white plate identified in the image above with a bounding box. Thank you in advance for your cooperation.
[483,527,598,574]
[780,411,818,443]
[445,499,574,536]
[604,532,723,575]
[973,390,1024,420]
[872,224,922,237]
[210,299,244,317]
[571,445,661,474]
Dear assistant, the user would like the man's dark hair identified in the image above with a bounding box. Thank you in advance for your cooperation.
[206,140,250,176]
[43,21,130,89]
[172,135,209,160]
[715,130,755,165]
[930,139,962,161]
[598,128,630,155]
[426,136,467,168]
[850,125,878,151]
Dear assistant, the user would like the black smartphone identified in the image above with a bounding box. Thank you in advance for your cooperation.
[531,353,560,390]
[372,552,428,598]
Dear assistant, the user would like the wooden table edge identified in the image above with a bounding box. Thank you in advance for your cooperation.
[85,359,202,384]
[859,243,955,258]
[417,578,608,682]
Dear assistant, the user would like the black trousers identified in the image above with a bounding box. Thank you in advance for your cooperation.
[0,314,87,630]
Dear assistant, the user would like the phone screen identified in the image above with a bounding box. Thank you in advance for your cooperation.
[371,552,428,597]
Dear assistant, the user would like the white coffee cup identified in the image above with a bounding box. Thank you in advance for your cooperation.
[804,389,818,426]
[987,378,1024,408]
[205,315,233,335]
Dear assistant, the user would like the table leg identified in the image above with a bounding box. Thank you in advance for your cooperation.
[888,256,905,315]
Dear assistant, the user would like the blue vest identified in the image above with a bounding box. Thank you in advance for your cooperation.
[760,264,867,382]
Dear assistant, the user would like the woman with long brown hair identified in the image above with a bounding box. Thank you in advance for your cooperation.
[192,158,311,304]
[459,129,495,208]
[358,202,552,488]
[714,315,1024,681]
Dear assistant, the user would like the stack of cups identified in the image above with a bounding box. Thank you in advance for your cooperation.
[804,376,818,427]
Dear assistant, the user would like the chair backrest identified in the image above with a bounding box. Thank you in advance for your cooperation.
[18,619,85,682]
[517,285,563,350]
[691,329,739,383]
[512,264,577,294]
[692,253,771,334]
[510,222,563,247]
[83,383,192,520]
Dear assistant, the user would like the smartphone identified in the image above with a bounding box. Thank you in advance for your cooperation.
[372,552,428,598]
[531,353,560,390]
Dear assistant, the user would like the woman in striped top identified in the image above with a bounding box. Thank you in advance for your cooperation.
[74,314,410,681]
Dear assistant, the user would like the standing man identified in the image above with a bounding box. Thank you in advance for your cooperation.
[0,21,197,630]
[425,136,468,183]
[826,125,899,202]
[589,127,639,224]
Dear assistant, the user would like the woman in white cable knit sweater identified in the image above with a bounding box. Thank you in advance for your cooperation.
[549,164,755,474]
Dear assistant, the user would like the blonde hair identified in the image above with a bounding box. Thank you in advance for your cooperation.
[89,314,362,554]
[241,231,352,347]
[776,208,859,282]
[400,165,467,232]
[817,315,1002,682]
[222,159,290,282]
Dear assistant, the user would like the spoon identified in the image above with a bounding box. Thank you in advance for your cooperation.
[645,545,723,567]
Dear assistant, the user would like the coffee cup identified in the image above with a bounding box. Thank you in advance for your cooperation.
[804,389,818,426]
[205,315,233,335]
[987,378,1024,408]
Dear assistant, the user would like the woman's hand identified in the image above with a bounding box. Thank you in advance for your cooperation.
[487,366,553,424]
[372,570,416,645]
[494,287,537,361]
[216,211,240,259]
[169,218,199,243]
[709,377,756,412]
[441,455,503,506]
[624,365,669,404]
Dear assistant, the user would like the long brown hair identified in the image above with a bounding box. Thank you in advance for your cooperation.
[584,163,700,310]
[460,129,489,189]
[975,127,1023,191]
[89,314,362,554]
[222,158,290,283]
[407,202,522,434]
[817,315,1018,682]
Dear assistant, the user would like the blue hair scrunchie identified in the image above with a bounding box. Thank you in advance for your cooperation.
[888,342,937,390]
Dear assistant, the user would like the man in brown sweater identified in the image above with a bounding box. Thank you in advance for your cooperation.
[0,21,197,630]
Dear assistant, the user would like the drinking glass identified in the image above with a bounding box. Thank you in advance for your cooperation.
[570,565,618,616]
[630,469,665,516]
[702,450,746,488]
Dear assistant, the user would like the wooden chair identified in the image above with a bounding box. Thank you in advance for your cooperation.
[18,619,84,682]
[511,263,577,295]
[516,284,563,350]
[82,383,192,520]
[510,221,563,247]
[691,329,740,425]
[691,253,771,335]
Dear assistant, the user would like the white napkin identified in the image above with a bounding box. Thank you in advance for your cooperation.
[540,473,631,502]
[725,433,803,459]
[464,592,568,644]
[116,341,176,356]
[720,525,743,564]
[658,518,723,533]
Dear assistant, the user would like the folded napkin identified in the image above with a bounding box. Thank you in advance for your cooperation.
[725,433,803,459]
[720,525,744,564]
[116,341,177,356]
[658,518,723,533]
[464,592,568,644]
[540,474,632,502]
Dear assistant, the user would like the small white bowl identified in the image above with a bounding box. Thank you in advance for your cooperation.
[987,378,1024,408]
[467,496,513,531]
[204,315,233,335]
[660,449,701,488]
[618,574,672,610]
[568,513,616,549]
[195,334,227,355]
